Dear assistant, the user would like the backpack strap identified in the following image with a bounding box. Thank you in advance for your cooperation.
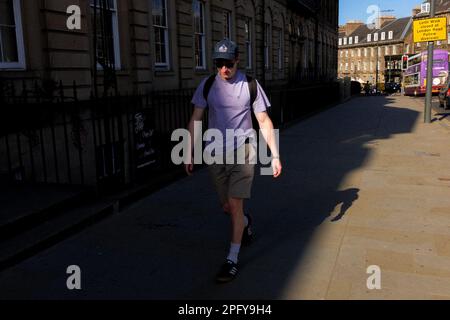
[246,75,257,107]
[203,75,216,107]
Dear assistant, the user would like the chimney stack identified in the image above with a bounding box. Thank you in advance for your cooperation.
[376,15,396,28]
[342,20,364,36]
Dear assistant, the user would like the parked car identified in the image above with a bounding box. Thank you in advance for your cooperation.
[384,82,401,94]
[438,80,450,110]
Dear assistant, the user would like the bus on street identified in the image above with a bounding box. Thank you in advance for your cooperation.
[403,49,449,96]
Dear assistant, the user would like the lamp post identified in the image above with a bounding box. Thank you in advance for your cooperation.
[424,0,435,124]
[375,7,394,93]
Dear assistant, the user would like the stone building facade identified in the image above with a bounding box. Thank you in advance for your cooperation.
[338,1,450,86]
[338,16,412,85]
[0,0,339,99]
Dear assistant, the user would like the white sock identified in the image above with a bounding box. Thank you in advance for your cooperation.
[227,243,241,264]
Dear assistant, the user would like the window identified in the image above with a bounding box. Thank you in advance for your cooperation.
[264,23,270,69]
[405,44,410,53]
[388,31,393,39]
[351,49,354,57]
[345,50,348,57]
[358,48,361,57]
[381,32,385,40]
[340,63,343,71]
[223,11,231,39]
[392,45,397,55]
[367,34,371,42]
[349,37,353,45]
[340,50,343,57]
[245,18,252,69]
[277,29,283,70]
[385,46,389,55]
[371,47,374,57]
[355,36,359,44]
[374,33,378,41]
[345,62,348,71]
[193,0,205,69]
[90,0,121,69]
[339,38,342,46]
[357,61,361,71]
[0,0,25,69]
[343,37,347,45]
[364,48,367,57]
[152,0,169,69]
[421,2,430,14]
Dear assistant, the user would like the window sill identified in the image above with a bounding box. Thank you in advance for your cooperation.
[0,64,26,70]
[195,68,210,76]
[154,69,175,77]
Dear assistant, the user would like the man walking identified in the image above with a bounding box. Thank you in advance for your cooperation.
[186,38,282,283]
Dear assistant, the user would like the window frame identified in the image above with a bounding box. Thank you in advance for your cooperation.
[277,28,283,71]
[90,0,121,70]
[153,0,170,70]
[0,0,26,69]
[223,10,231,40]
[264,23,271,70]
[193,0,206,70]
[244,17,252,70]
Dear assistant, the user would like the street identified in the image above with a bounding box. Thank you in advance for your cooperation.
[1,94,450,300]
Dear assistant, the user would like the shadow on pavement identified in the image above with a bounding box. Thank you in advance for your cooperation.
[0,95,420,300]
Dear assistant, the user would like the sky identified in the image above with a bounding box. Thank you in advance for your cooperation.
[339,0,423,26]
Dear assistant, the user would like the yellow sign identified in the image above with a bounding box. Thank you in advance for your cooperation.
[413,17,448,42]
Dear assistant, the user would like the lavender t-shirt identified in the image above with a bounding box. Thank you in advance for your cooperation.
[191,71,271,154]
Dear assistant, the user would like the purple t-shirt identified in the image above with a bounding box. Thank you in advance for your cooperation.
[191,71,271,154]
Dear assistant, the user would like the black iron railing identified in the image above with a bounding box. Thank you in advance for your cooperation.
[0,79,338,193]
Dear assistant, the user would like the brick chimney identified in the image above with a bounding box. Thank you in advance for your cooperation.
[376,15,396,28]
[412,6,421,16]
[342,20,364,36]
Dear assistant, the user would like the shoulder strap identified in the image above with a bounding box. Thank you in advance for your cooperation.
[246,75,257,107]
[203,75,216,106]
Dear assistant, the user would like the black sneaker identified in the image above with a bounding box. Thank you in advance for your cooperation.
[216,260,238,283]
[242,213,253,246]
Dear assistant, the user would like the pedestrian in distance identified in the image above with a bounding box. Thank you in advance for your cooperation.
[186,38,282,283]
[364,81,371,96]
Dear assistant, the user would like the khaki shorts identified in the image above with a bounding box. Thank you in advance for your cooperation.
[207,143,255,204]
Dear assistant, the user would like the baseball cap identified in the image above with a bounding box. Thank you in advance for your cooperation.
[212,38,239,60]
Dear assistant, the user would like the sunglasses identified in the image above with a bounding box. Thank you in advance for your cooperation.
[215,59,236,69]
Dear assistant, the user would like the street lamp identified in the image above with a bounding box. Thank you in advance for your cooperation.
[375,7,394,93]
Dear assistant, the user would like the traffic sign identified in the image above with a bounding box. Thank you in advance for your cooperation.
[413,17,447,42]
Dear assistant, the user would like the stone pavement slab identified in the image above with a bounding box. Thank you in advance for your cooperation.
[0,95,449,300]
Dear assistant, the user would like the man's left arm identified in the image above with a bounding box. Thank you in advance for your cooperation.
[255,111,282,178]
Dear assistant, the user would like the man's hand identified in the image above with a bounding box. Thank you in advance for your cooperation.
[272,158,282,178]
[185,161,194,176]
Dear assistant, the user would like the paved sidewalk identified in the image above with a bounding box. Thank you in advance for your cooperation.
[1,95,449,300]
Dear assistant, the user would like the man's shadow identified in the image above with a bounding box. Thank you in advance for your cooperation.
[329,188,360,222]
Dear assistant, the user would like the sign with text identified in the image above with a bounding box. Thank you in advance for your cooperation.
[413,17,447,43]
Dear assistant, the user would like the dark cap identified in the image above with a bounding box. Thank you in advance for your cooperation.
[212,38,239,60]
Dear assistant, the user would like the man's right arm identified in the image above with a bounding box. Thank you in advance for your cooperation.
[185,107,205,176]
